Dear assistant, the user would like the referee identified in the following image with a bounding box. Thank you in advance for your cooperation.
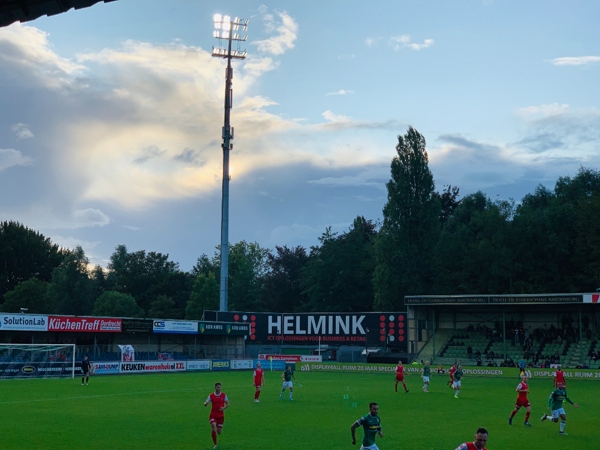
[81,356,92,385]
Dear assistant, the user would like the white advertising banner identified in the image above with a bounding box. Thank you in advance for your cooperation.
[231,360,253,369]
[92,362,120,375]
[0,314,48,331]
[153,320,198,334]
[186,360,211,371]
[120,361,186,373]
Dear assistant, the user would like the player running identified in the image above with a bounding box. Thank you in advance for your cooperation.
[395,360,409,393]
[454,427,488,450]
[553,365,566,388]
[541,381,579,435]
[280,365,297,401]
[421,361,431,392]
[253,362,265,402]
[448,362,457,388]
[204,382,229,449]
[453,364,463,398]
[509,376,532,426]
[351,402,383,449]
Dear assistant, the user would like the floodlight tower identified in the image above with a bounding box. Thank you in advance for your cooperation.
[212,14,248,312]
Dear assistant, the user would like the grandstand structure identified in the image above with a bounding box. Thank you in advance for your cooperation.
[0,0,117,28]
[406,293,599,369]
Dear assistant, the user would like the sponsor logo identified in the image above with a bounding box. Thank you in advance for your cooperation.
[187,361,211,370]
[22,365,36,374]
[48,317,121,332]
[301,364,310,372]
[154,321,165,328]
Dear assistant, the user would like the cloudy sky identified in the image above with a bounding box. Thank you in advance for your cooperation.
[0,0,598,270]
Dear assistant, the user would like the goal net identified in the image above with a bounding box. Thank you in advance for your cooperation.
[0,344,76,379]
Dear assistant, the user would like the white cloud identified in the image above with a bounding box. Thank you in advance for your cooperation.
[0,148,33,171]
[11,123,34,140]
[549,56,600,66]
[365,38,375,46]
[123,225,140,231]
[72,208,111,228]
[253,10,298,55]
[390,35,434,51]
[517,103,570,117]
[326,90,355,96]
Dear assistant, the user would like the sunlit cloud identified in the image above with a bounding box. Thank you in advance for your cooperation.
[517,103,570,117]
[11,123,34,140]
[253,9,298,56]
[549,56,600,66]
[0,148,34,171]
[326,90,355,96]
[390,35,434,51]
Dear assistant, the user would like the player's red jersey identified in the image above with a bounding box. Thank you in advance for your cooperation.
[207,392,228,419]
[253,369,264,386]
[554,370,565,384]
[396,365,406,380]
[449,365,457,378]
[455,443,487,450]
[516,381,529,401]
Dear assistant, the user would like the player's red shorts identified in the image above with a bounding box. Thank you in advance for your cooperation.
[254,383,261,387]
[209,415,224,427]
[515,398,530,408]
[396,375,404,381]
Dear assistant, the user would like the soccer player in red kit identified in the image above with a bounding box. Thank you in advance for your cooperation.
[204,382,229,449]
[448,363,457,389]
[509,376,532,426]
[455,427,488,450]
[554,365,566,388]
[395,360,409,393]
[253,362,265,402]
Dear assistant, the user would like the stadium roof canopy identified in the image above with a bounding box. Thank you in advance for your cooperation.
[0,0,116,28]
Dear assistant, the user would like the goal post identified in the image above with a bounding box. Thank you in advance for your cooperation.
[0,343,77,379]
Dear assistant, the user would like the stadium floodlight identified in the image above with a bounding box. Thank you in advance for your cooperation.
[211,14,249,312]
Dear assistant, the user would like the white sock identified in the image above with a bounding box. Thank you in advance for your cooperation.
[560,420,566,432]
[455,390,460,396]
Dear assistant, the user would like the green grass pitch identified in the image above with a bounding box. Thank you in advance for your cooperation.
[0,370,598,449]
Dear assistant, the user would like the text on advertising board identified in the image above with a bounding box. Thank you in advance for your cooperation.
[0,314,48,331]
[48,317,122,332]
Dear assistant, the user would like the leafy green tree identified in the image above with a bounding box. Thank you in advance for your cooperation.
[192,254,219,278]
[0,221,62,303]
[436,185,461,226]
[93,291,143,318]
[262,245,310,313]
[374,127,441,310]
[302,217,378,312]
[186,273,219,319]
[147,294,179,319]
[2,277,52,313]
[226,241,270,311]
[46,246,96,315]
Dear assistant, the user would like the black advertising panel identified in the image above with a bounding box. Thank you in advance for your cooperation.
[204,311,407,349]
[0,362,81,378]
[198,322,250,336]
[121,319,153,333]
[405,294,584,305]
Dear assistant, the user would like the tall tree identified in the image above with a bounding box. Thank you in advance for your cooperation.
[147,294,179,319]
[374,127,441,310]
[93,291,144,318]
[0,221,63,303]
[226,241,270,311]
[262,245,310,312]
[186,273,219,319]
[2,277,52,313]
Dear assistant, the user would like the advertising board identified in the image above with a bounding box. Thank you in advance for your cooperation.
[121,319,153,333]
[231,360,253,369]
[48,316,121,332]
[205,311,407,349]
[259,354,322,362]
[186,360,211,371]
[0,314,48,331]
[211,360,231,371]
[254,360,293,371]
[92,362,120,375]
[120,361,186,373]
[0,362,77,378]
[198,322,250,336]
[152,320,198,334]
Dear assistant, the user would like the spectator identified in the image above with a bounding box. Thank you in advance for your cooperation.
[556,335,562,345]
[489,350,495,360]
[476,358,482,366]
[583,362,590,369]
[467,345,473,356]
[475,350,481,358]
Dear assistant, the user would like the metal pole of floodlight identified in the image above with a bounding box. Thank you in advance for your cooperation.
[212,14,248,312]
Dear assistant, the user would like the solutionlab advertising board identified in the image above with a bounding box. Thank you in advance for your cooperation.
[205,311,408,349]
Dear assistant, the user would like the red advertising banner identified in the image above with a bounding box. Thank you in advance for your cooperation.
[259,354,322,362]
[48,317,122,332]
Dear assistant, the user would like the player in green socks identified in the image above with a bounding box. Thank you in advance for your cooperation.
[351,402,383,450]
[421,361,431,392]
[541,381,579,435]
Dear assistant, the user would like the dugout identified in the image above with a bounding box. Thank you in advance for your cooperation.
[405,293,600,364]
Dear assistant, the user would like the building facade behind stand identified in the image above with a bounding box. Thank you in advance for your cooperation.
[405,293,600,369]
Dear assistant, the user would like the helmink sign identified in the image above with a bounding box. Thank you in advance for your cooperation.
[48,317,122,332]
[205,311,407,349]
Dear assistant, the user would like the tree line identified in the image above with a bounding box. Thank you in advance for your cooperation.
[2,126,600,318]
